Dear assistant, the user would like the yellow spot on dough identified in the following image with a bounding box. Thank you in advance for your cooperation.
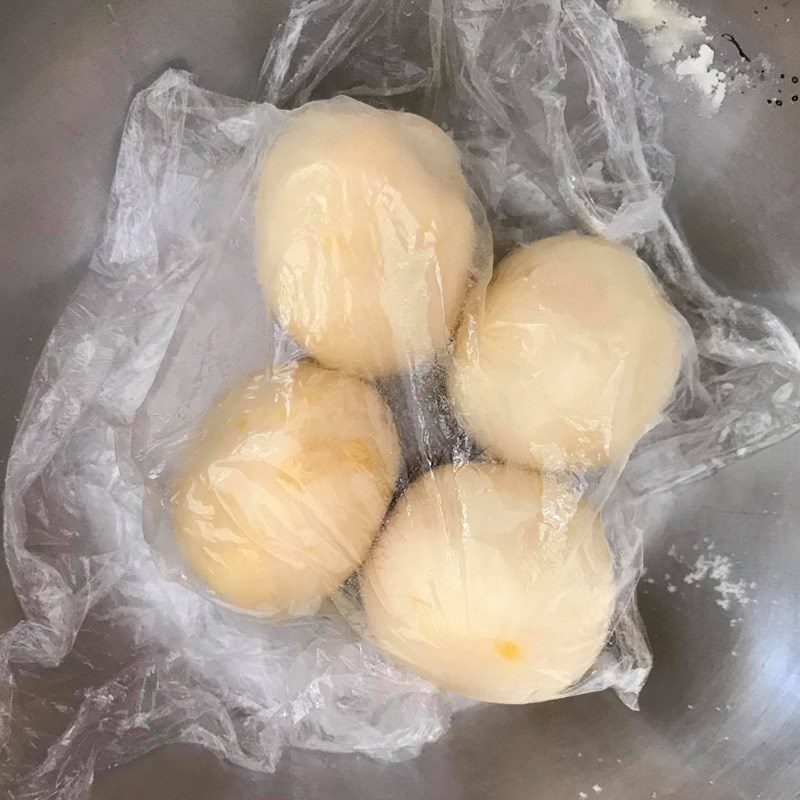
[494,640,523,662]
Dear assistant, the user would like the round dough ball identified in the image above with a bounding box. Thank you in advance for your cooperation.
[255,97,486,378]
[449,234,683,471]
[361,462,615,703]
[172,362,400,615]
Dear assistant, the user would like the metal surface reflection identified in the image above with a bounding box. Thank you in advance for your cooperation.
[0,1,797,798]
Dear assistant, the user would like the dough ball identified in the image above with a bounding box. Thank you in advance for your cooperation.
[255,97,487,378]
[361,462,615,703]
[449,234,683,471]
[173,362,400,615]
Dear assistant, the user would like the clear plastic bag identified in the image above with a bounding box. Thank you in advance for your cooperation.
[3,0,800,797]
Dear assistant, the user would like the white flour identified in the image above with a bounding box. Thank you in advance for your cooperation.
[668,539,756,611]
[608,0,727,107]
[609,0,707,64]
[683,553,755,610]
[674,44,727,108]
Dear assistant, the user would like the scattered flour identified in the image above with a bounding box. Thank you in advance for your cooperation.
[608,0,727,107]
[667,540,755,611]
[675,44,727,109]
[609,0,707,64]
[593,786,603,794]
[682,553,754,610]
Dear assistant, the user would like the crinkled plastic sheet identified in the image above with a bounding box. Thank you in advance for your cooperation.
[3,0,800,796]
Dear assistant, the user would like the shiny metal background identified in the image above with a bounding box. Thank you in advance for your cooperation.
[1,1,798,798]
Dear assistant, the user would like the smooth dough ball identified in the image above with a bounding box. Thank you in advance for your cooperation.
[255,97,486,378]
[449,234,683,471]
[361,462,615,703]
[172,361,400,615]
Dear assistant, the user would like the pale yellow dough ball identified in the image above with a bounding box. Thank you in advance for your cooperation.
[172,362,400,615]
[361,462,615,703]
[255,97,485,378]
[449,234,683,472]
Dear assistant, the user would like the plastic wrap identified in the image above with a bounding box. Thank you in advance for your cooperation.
[3,0,800,797]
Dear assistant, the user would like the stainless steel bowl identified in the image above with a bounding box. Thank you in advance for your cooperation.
[1,1,798,798]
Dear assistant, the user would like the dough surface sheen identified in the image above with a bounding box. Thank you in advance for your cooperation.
[449,234,683,471]
[173,361,400,615]
[362,462,615,703]
[256,97,482,377]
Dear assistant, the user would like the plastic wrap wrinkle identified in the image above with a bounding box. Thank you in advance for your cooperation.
[3,0,800,797]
